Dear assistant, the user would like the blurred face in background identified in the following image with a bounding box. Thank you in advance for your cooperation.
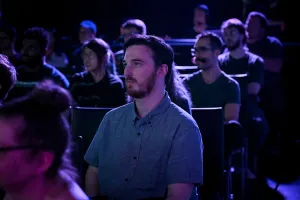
[21,39,44,66]
[223,26,243,51]
[79,27,95,45]
[0,117,39,190]
[194,37,219,71]
[193,9,207,34]
[245,16,264,39]
[82,47,99,72]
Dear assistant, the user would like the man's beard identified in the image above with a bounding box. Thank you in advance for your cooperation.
[126,70,157,99]
[227,40,241,51]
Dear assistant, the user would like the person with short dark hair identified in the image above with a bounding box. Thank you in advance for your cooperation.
[0,80,88,200]
[17,27,69,89]
[115,19,147,74]
[85,35,203,200]
[219,18,268,177]
[246,11,284,143]
[0,54,16,104]
[184,32,241,122]
[70,38,126,107]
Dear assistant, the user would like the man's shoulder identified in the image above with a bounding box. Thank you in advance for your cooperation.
[105,102,132,119]
[266,36,282,46]
[218,52,230,62]
[245,51,264,64]
[183,70,202,83]
[220,71,239,86]
[168,103,199,129]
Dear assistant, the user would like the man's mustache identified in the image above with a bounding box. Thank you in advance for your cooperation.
[125,77,137,82]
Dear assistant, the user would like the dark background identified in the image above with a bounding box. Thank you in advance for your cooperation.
[0,0,294,42]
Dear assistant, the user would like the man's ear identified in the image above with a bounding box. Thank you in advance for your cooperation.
[157,64,168,78]
[34,151,55,175]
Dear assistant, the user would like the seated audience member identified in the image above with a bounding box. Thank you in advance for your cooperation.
[0,22,21,67]
[184,32,240,122]
[246,11,284,139]
[70,38,126,107]
[45,28,69,69]
[219,18,265,120]
[114,19,147,74]
[69,20,97,74]
[17,27,69,88]
[219,18,268,177]
[184,4,209,38]
[0,80,88,200]
[0,54,17,105]
[84,35,203,200]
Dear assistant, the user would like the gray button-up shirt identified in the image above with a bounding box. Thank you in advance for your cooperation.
[85,93,203,199]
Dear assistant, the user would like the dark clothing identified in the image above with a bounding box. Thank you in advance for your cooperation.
[8,52,21,67]
[70,72,126,108]
[218,51,264,102]
[16,63,70,88]
[69,47,84,74]
[183,71,240,108]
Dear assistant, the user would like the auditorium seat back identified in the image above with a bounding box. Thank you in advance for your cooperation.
[191,107,224,194]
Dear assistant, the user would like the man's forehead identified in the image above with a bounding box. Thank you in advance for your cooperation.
[124,45,153,60]
[195,37,210,47]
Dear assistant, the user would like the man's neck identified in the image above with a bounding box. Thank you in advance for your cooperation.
[24,60,44,72]
[247,34,264,44]
[201,65,222,84]
[4,176,51,200]
[135,86,165,118]
[229,45,246,59]
[90,67,106,83]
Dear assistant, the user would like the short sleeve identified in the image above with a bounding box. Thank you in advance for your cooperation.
[84,114,109,167]
[167,125,203,185]
[226,79,241,104]
[249,57,264,85]
[267,38,283,59]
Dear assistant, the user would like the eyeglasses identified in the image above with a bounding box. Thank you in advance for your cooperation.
[0,145,39,153]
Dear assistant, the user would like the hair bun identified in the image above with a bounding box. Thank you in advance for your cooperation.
[29,80,72,113]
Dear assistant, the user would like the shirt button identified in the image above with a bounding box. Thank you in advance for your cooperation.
[137,132,141,136]
[133,156,137,160]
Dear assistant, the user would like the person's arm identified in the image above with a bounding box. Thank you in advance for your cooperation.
[84,115,109,197]
[166,126,203,199]
[248,57,264,95]
[224,80,241,122]
[85,166,100,197]
[263,39,283,73]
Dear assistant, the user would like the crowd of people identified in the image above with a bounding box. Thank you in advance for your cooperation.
[0,3,287,200]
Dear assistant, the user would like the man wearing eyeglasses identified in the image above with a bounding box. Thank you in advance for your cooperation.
[184,32,241,122]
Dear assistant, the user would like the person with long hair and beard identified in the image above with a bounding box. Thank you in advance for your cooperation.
[84,35,203,200]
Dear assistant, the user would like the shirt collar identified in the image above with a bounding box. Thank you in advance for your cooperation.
[131,91,171,124]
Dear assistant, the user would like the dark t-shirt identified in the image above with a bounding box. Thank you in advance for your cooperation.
[70,72,126,108]
[247,36,284,110]
[183,71,240,108]
[16,63,70,88]
[218,51,264,102]
[247,36,283,60]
